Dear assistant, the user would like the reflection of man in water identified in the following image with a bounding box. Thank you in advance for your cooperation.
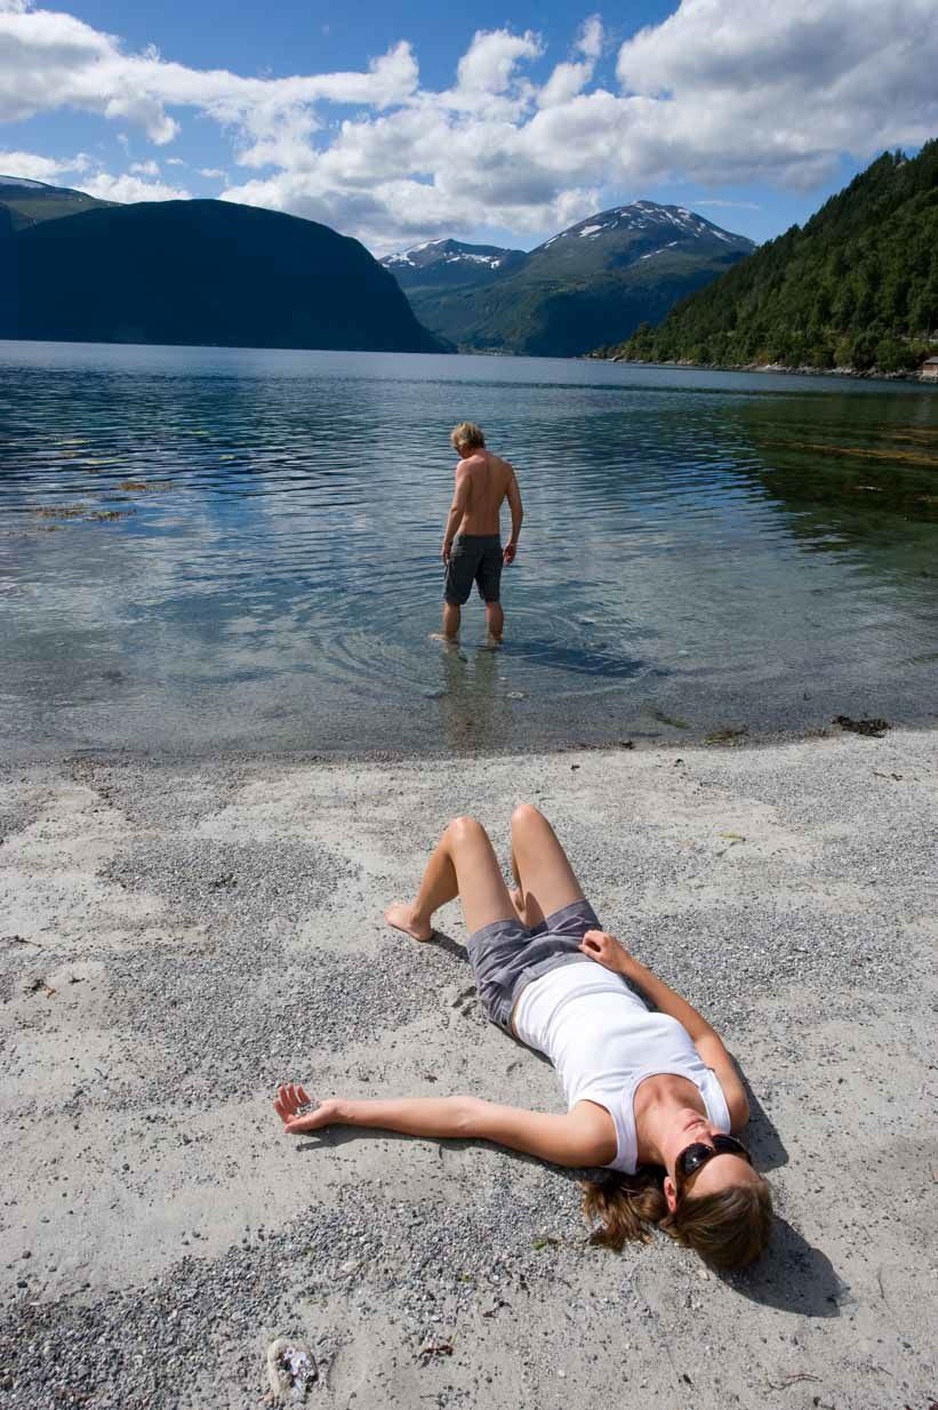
[441,422,523,644]
[440,641,510,751]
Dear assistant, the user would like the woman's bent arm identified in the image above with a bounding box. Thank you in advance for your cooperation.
[580,930,718,1041]
[275,1085,616,1167]
[579,932,751,1129]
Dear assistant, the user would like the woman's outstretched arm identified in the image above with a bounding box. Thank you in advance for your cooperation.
[274,1084,616,1167]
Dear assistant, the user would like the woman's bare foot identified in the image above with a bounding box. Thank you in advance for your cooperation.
[384,902,434,942]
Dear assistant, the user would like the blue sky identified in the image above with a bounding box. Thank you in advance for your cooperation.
[1,0,936,255]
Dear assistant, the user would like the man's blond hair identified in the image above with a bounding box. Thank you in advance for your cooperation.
[451,421,485,453]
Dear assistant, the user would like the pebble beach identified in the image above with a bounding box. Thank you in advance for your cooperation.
[1,730,936,1408]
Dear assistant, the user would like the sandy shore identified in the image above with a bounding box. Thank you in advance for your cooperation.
[1,731,936,1408]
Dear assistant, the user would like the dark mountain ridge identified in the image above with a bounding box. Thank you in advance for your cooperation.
[0,196,442,354]
[0,174,112,231]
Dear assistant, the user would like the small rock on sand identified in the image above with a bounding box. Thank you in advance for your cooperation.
[266,1337,316,1402]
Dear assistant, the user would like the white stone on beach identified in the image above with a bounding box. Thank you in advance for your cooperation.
[266,1338,316,1402]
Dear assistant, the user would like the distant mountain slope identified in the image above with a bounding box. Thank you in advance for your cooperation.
[605,143,938,373]
[387,203,754,357]
[0,175,112,231]
[0,197,443,353]
[381,238,526,292]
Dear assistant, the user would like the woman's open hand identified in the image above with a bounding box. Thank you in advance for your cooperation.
[274,1083,341,1134]
[579,929,629,975]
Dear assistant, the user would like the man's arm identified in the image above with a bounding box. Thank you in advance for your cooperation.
[274,1084,616,1166]
[441,463,471,562]
[578,932,750,1130]
[504,467,523,565]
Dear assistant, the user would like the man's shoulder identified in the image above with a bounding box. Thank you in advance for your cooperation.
[457,452,489,473]
[456,450,513,477]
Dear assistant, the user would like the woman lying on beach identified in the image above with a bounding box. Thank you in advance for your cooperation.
[275,805,772,1270]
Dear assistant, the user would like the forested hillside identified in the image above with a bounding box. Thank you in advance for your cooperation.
[602,142,938,373]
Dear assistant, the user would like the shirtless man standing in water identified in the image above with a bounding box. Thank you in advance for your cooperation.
[441,422,523,643]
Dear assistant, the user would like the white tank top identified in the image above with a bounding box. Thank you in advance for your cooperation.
[513,962,731,1174]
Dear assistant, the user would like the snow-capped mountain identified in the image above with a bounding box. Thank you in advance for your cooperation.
[539,201,743,251]
[381,238,525,290]
[0,175,49,188]
[389,201,755,358]
[0,174,111,232]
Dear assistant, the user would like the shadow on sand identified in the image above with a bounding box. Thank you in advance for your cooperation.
[722,1215,844,1318]
[423,929,470,965]
[743,1081,790,1173]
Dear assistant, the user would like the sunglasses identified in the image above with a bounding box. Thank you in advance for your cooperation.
[675,1135,752,1188]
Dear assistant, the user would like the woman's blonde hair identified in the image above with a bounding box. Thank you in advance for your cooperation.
[451,421,485,452]
[581,1167,773,1270]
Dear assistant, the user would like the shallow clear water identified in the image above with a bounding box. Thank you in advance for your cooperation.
[1,340,936,757]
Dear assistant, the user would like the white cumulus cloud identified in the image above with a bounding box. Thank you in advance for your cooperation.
[0,146,188,200]
[0,4,418,145]
[455,29,542,96]
[0,0,936,250]
[80,170,189,202]
[577,15,603,62]
[0,146,85,179]
[613,0,938,184]
[538,15,605,108]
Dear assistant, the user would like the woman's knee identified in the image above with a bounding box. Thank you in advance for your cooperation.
[511,802,547,835]
[445,814,488,847]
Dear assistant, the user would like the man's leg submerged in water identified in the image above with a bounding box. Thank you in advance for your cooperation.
[442,600,461,642]
[385,816,516,940]
[484,599,504,643]
[443,597,501,643]
[481,539,505,643]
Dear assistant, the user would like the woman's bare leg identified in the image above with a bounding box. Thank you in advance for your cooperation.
[509,804,585,931]
[385,816,516,941]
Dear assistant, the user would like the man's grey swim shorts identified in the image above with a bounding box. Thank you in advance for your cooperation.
[466,898,650,1034]
[444,534,502,606]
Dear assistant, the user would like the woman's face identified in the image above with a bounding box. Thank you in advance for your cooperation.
[662,1110,760,1212]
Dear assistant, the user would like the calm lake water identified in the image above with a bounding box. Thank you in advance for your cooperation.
[1,340,936,758]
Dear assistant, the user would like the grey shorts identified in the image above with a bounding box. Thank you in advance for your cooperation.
[444,534,502,606]
[467,898,650,1034]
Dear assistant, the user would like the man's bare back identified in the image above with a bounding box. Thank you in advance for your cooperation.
[440,422,523,643]
[452,449,516,538]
